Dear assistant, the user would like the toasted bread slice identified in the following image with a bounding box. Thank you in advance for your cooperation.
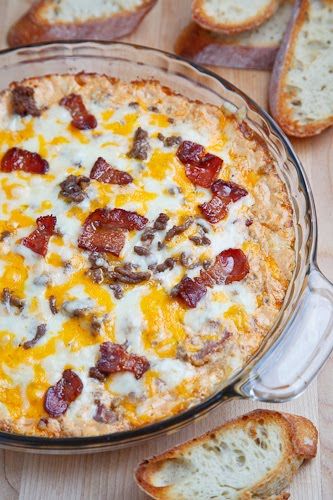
[269,0,333,137]
[177,1,293,70]
[7,0,157,48]
[192,0,281,34]
[135,410,318,499]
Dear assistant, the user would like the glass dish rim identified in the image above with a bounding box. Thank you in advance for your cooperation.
[0,40,318,450]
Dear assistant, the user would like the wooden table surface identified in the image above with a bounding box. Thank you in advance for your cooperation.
[0,1,332,498]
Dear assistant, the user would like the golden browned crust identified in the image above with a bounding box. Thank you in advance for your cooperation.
[135,410,318,499]
[269,0,333,137]
[192,0,280,34]
[7,0,157,47]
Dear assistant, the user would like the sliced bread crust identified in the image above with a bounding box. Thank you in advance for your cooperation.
[192,0,281,34]
[176,1,293,70]
[269,0,333,137]
[135,410,318,499]
[7,0,157,48]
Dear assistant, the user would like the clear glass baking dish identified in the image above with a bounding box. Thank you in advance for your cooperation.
[0,41,332,454]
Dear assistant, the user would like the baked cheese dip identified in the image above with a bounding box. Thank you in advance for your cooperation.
[0,74,295,437]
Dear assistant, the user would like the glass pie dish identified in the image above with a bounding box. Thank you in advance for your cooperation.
[0,41,332,454]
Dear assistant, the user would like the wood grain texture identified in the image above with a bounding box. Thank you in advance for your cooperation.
[0,1,332,499]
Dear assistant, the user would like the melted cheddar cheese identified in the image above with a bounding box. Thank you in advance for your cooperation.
[0,74,295,437]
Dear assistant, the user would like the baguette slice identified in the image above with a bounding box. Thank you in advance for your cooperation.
[176,1,293,70]
[7,0,157,48]
[192,0,281,34]
[135,410,318,499]
[269,0,333,137]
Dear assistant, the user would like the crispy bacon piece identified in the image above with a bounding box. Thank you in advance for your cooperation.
[90,208,148,231]
[22,215,56,257]
[200,180,248,224]
[175,249,249,308]
[176,276,207,308]
[95,342,150,380]
[211,179,248,202]
[1,147,49,174]
[60,93,97,130]
[44,369,83,418]
[199,248,249,287]
[79,224,125,256]
[90,157,133,185]
[200,196,227,224]
[78,208,147,256]
[176,141,222,188]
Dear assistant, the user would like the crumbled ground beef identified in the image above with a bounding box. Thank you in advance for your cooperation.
[127,127,150,160]
[153,213,169,231]
[109,284,124,300]
[90,315,102,337]
[154,258,175,273]
[189,235,211,246]
[59,175,90,203]
[134,246,150,256]
[164,217,193,243]
[22,324,47,349]
[157,133,182,147]
[109,266,151,284]
[49,295,58,314]
[11,85,41,117]
[1,288,25,311]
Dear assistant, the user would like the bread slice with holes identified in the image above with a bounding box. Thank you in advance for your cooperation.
[135,410,318,499]
[177,1,293,70]
[7,0,157,48]
[192,0,281,34]
[269,0,333,137]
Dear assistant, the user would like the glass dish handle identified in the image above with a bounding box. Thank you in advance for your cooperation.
[238,266,333,402]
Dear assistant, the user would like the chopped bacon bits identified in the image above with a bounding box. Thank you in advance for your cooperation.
[22,215,56,257]
[11,85,41,117]
[78,208,147,256]
[44,369,83,418]
[200,196,227,224]
[1,147,49,174]
[79,223,125,257]
[90,157,133,185]
[175,248,249,308]
[211,179,248,202]
[176,277,207,308]
[60,93,97,130]
[200,180,248,224]
[94,208,148,231]
[199,248,250,287]
[176,141,222,188]
[95,342,150,380]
